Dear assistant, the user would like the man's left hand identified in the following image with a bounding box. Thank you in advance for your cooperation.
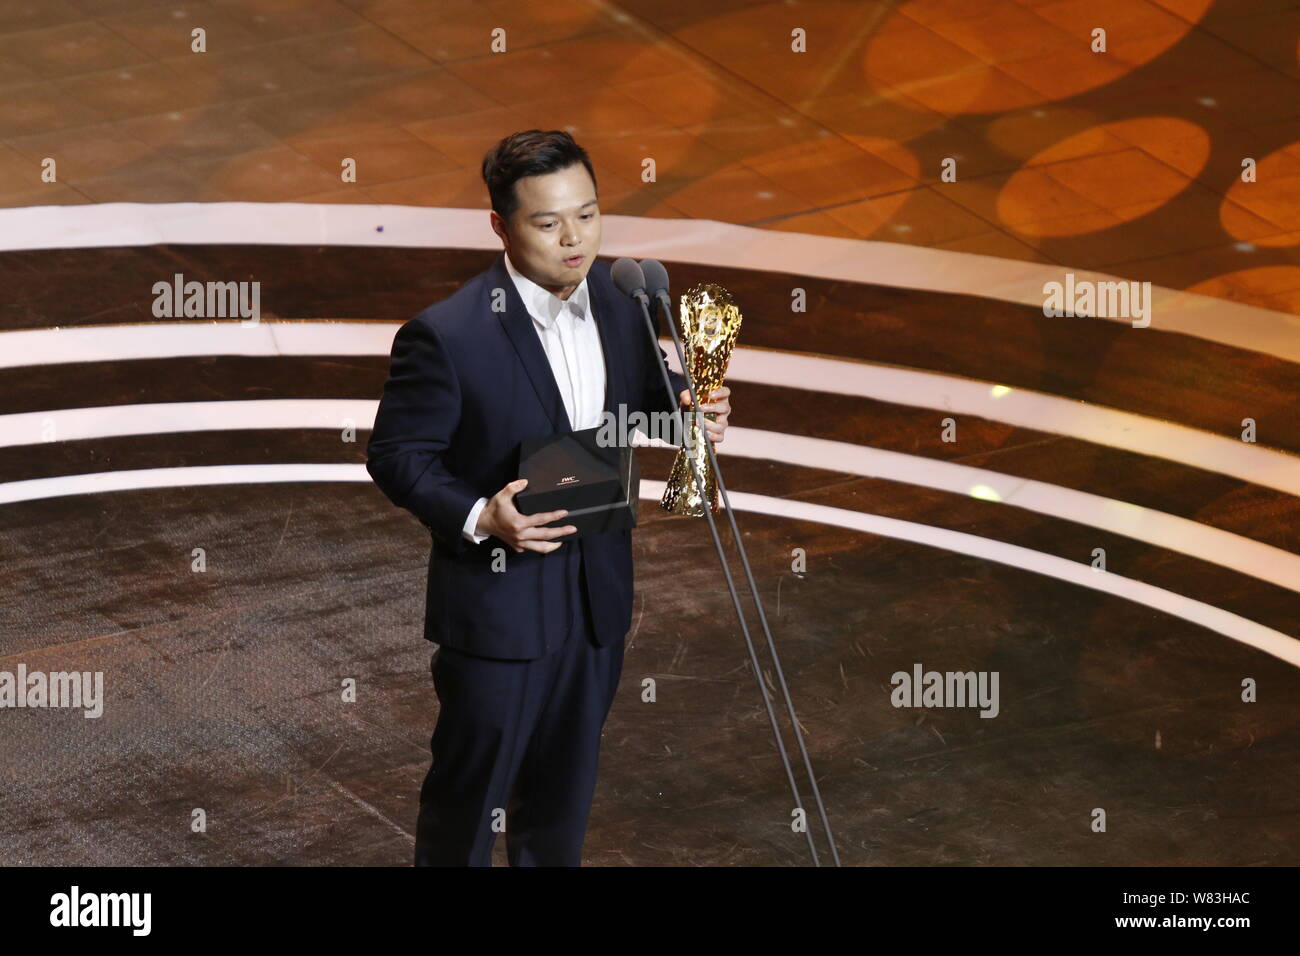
[678,385,731,444]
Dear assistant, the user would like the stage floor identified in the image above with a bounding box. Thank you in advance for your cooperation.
[1,246,1296,866]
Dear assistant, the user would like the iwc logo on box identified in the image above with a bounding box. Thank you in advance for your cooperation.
[516,426,640,539]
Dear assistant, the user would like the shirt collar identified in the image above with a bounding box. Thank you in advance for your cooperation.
[504,250,591,329]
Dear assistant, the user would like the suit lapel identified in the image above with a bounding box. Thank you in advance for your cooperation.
[493,252,573,434]
[587,266,626,421]
[492,251,627,434]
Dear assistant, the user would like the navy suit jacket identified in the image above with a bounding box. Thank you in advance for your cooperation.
[367,252,687,660]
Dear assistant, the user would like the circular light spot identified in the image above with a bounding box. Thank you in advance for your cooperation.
[1221,142,1300,247]
[865,0,1212,114]
[999,117,1208,237]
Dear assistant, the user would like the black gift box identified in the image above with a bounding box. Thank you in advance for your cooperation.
[514,425,639,539]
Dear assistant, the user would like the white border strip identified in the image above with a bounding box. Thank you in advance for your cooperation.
[0,320,388,367]
[2,202,1298,362]
[725,490,1300,669]
[0,400,377,446]
[726,347,1300,498]
[719,426,1300,595]
[2,403,1296,594]
[0,464,1292,668]
[4,322,1297,497]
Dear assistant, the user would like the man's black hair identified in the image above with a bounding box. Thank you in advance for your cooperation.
[481,129,598,223]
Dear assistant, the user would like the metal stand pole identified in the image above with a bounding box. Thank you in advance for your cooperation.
[620,258,840,866]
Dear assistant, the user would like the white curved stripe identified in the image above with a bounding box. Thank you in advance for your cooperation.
[1,202,1298,362]
[719,426,1300,595]
[723,490,1300,670]
[3,322,1298,496]
[0,463,1293,668]
[724,347,1300,498]
[1,402,1296,593]
[0,400,377,444]
[0,464,364,503]
[0,320,386,367]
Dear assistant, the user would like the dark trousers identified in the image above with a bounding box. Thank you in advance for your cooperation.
[414,560,625,866]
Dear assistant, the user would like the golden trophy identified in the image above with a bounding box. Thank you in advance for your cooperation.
[660,283,742,516]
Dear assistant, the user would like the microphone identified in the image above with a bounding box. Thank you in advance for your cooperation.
[610,257,649,306]
[640,258,671,312]
[613,254,685,443]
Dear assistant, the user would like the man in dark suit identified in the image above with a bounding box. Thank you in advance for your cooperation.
[367,129,732,866]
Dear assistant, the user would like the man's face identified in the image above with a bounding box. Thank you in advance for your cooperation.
[491,162,601,301]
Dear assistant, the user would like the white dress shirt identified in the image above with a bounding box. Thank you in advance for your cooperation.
[461,251,608,544]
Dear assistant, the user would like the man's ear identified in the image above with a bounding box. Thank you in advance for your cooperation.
[489,210,510,248]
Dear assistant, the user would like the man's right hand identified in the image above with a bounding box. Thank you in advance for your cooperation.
[476,478,577,553]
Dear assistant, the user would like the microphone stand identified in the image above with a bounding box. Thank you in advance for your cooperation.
[622,261,840,867]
